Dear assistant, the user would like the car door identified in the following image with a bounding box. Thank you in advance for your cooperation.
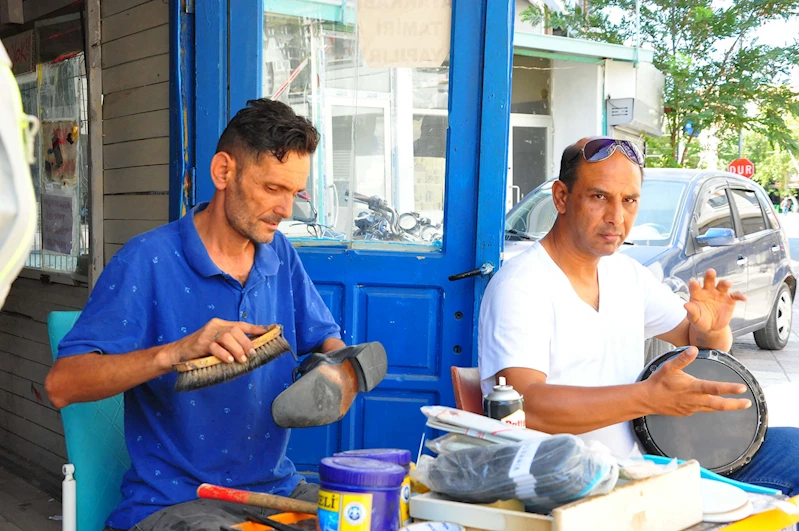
[690,180,748,331]
[728,184,778,327]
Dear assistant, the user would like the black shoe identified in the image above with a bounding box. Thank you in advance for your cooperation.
[271,342,387,428]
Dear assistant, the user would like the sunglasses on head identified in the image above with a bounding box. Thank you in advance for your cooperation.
[569,137,645,168]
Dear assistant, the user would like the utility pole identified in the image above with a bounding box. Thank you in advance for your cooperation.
[738,129,744,158]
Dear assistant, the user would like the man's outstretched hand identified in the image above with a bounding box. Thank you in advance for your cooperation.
[685,269,746,344]
[645,346,751,416]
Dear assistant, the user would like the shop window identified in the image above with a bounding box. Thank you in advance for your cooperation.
[511,55,550,115]
[14,43,89,276]
[264,9,450,250]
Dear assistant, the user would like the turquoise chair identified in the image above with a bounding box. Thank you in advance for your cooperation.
[48,311,130,531]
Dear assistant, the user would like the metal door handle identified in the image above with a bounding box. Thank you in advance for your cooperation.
[771,245,780,253]
[737,257,748,266]
[511,185,521,204]
[449,262,494,281]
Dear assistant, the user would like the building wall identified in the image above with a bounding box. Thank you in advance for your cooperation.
[550,59,604,161]
[101,0,170,262]
[0,0,170,495]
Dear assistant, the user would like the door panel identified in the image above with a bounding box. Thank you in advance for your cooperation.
[213,1,512,477]
[692,185,748,330]
[357,286,442,375]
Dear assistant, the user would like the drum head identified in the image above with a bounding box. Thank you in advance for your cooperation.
[633,348,767,476]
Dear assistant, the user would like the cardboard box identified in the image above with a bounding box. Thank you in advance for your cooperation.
[410,460,702,531]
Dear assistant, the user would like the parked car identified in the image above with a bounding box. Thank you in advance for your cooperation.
[504,169,796,353]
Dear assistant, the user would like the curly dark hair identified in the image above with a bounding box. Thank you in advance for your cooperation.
[215,98,320,165]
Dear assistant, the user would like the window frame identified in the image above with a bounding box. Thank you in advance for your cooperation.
[691,180,736,250]
[728,187,770,239]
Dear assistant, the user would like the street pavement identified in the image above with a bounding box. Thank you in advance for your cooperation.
[731,212,799,428]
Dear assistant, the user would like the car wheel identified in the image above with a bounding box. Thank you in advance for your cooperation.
[753,283,793,350]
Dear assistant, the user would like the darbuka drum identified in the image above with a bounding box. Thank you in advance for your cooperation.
[633,347,768,476]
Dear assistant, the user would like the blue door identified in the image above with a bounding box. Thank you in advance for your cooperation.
[190,0,514,476]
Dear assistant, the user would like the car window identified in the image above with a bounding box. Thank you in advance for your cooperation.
[756,188,779,230]
[731,189,767,235]
[506,182,556,238]
[695,188,734,247]
[626,180,687,244]
[506,179,687,245]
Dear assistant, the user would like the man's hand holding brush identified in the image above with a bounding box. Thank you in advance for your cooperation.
[46,319,269,408]
[159,318,270,368]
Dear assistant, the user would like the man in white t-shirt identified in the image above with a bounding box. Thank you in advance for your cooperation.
[479,136,799,496]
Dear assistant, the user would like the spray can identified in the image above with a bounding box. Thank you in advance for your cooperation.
[483,377,525,428]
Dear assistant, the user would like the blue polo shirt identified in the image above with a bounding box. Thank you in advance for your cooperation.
[58,203,341,529]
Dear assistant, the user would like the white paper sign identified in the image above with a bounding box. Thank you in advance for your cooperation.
[41,194,74,255]
[357,0,451,68]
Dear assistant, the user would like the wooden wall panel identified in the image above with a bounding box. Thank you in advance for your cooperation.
[103,137,169,169]
[104,195,169,221]
[101,0,152,18]
[103,109,169,145]
[105,165,170,194]
[103,82,169,119]
[102,53,169,93]
[101,0,168,43]
[104,219,166,245]
[102,23,167,69]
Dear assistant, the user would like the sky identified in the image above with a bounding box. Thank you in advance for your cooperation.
[752,18,799,87]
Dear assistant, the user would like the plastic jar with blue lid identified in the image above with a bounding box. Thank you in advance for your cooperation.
[318,456,406,531]
[334,448,413,525]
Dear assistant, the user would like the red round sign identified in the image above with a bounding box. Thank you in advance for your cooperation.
[728,158,755,178]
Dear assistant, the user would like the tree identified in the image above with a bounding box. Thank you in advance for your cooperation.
[522,0,799,167]
[716,116,799,193]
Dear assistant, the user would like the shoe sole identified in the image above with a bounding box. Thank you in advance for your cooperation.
[350,342,388,392]
[271,342,387,428]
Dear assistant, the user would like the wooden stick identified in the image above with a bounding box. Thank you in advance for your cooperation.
[197,483,317,515]
[173,325,281,373]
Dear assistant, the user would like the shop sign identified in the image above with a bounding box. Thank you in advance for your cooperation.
[357,0,451,68]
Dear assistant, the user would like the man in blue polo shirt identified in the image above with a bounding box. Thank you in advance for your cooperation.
[45,99,344,531]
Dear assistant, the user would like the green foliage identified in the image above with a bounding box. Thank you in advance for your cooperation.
[522,0,799,166]
[716,118,799,193]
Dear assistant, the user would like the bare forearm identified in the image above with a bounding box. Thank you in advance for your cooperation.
[522,381,653,434]
[45,346,173,409]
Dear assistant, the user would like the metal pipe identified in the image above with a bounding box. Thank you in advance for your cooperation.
[634,0,641,66]
[738,128,744,158]
[62,464,76,531]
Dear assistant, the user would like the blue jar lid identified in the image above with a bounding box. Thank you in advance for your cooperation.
[319,457,406,488]
[333,448,412,467]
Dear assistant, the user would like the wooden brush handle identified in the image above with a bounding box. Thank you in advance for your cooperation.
[197,483,317,514]
[173,325,282,373]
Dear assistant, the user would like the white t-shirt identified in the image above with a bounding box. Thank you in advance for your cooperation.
[478,242,686,458]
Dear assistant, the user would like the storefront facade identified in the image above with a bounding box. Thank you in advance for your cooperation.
[0,0,665,493]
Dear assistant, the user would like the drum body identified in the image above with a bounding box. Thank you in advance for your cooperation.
[632,347,767,476]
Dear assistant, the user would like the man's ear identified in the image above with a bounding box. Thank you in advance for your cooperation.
[551,180,569,214]
[210,152,238,190]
